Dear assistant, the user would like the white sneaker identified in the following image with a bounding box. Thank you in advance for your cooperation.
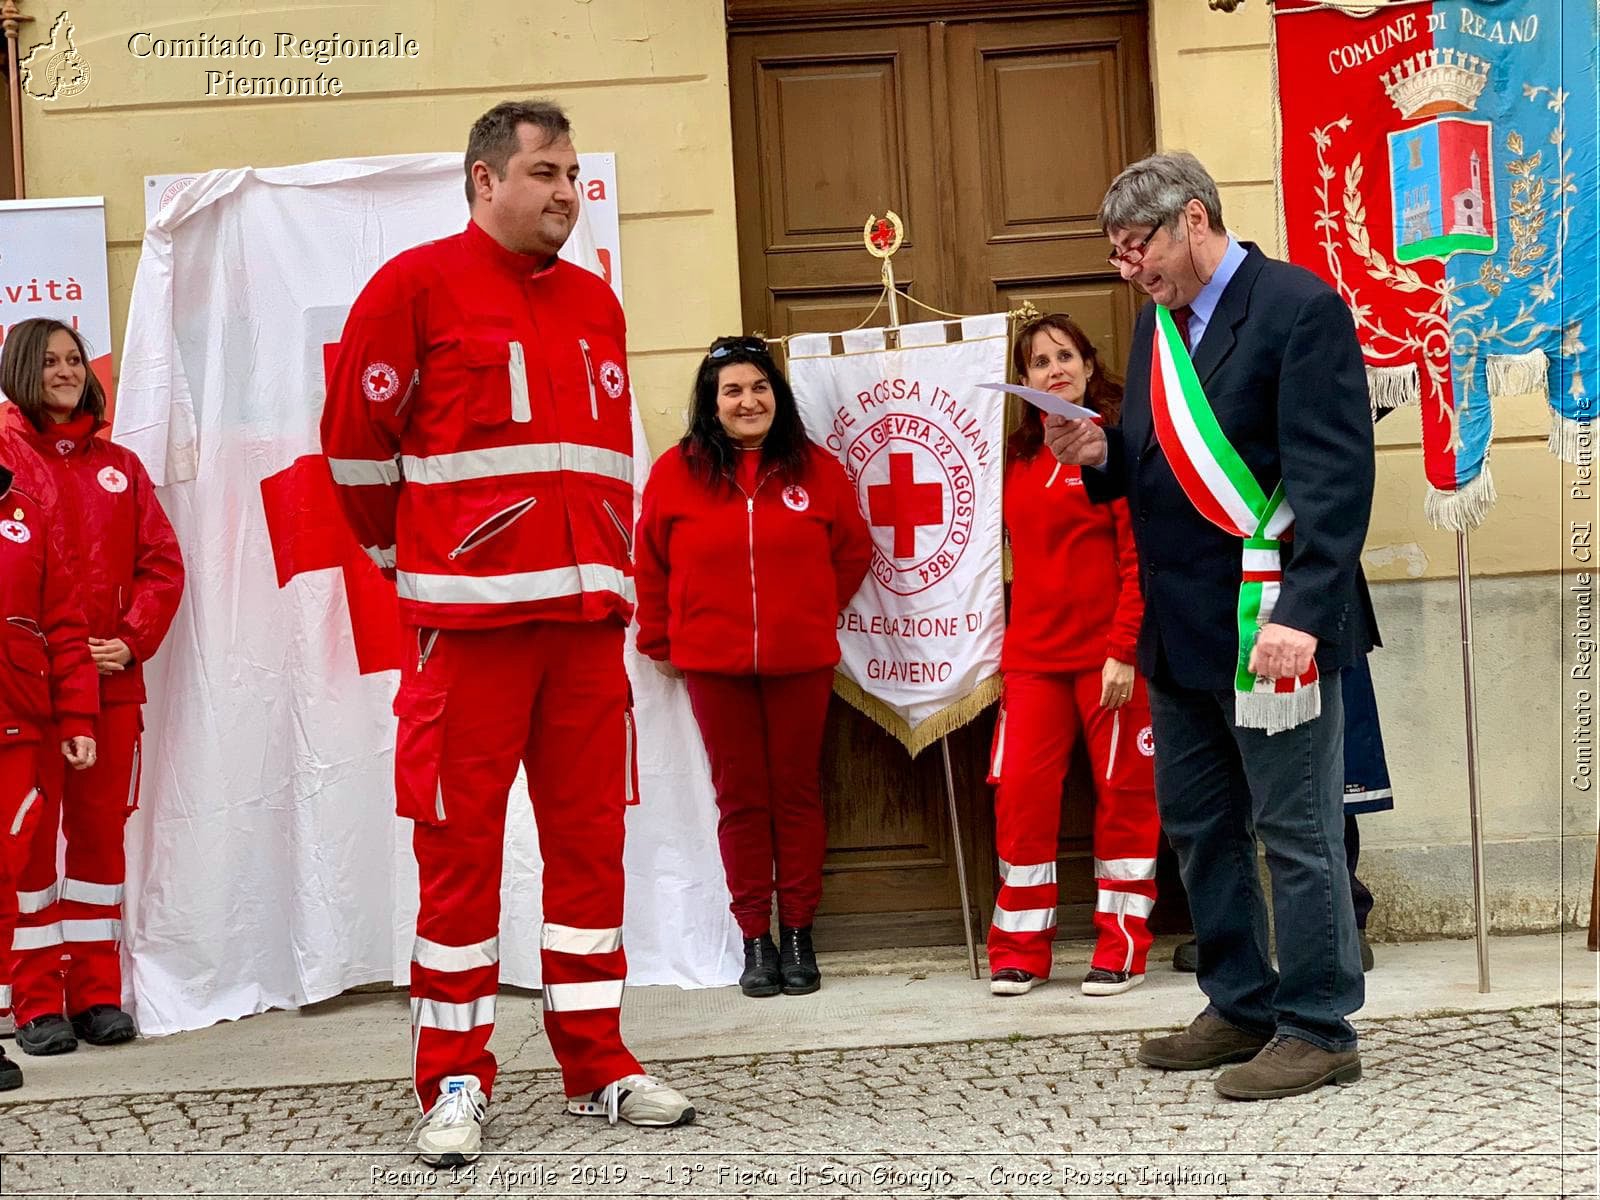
[1081,969,1145,996]
[568,1073,695,1127]
[412,1075,487,1165]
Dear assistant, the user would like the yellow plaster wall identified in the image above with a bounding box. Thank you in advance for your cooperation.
[1149,0,1574,581]
[18,0,741,455]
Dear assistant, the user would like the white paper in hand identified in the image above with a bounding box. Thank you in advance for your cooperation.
[976,381,1100,421]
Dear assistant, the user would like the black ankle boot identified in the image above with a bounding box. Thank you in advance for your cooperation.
[778,925,820,995]
[739,933,782,998]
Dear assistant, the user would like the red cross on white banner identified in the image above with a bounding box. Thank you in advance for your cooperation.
[868,451,943,559]
[258,342,401,675]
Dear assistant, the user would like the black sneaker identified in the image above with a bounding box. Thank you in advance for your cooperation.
[739,933,782,998]
[0,1049,21,1090]
[1082,967,1145,996]
[990,968,1041,996]
[1359,937,1375,973]
[71,1005,137,1046]
[778,926,820,996]
[15,1014,77,1056]
[1172,939,1199,973]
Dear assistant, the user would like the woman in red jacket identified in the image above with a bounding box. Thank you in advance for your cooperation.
[635,337,871,999]
[988,314,1160,999]
[0,429,98,1089]
[0,318,184,1055]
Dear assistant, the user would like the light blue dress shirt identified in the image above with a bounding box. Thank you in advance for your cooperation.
[1185,235,1248,351]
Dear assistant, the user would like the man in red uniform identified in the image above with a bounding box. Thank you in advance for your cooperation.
[321,99,693,1166]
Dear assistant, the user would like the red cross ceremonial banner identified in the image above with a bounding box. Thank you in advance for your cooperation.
[788,316,1007,755]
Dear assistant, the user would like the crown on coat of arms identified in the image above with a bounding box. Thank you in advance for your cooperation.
[1382,48,1490,119]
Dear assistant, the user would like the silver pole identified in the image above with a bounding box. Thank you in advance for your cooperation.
[1457,530,1491,992]
[940,736,981,980]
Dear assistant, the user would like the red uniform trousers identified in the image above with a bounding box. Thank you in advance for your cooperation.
[13,705,143,1023]
[682,669,834,938]
[0,744,46,1019]
[987,670,1160,979]
[11,742,68,1027]
[398,620,642,1109]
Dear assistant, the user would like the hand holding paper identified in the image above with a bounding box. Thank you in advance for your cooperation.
[1042,412,1109,469]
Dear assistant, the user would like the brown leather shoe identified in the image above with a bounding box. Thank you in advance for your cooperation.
[1136,1012,1271,1070]
[1214,1035,1362,1100]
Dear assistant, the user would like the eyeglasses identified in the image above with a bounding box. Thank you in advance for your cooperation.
[1107,226,1160,270]
[708,337,770,360]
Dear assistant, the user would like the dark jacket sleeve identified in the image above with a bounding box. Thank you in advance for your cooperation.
[1082,426,1129,503]
[1269,287,1375,641]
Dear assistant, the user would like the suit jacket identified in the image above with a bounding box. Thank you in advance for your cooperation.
[1085,244,1379,690]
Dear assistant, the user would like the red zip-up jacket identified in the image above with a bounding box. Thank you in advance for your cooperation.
[322,220,635,631]
[0,432,97,744]
[3,404,184,706]
[1003,449,1143,674]
[635,442,872,676]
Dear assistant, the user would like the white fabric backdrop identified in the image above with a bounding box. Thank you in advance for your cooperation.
[114,153,739,1037]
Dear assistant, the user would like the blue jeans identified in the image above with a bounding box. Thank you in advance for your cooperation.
[1148,673,1363,1051]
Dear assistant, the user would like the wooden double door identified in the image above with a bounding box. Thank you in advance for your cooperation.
[727,0,1158,948]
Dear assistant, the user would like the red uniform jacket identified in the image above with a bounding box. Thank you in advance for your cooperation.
[0,432,98,743]
[3,404,185,707]
[635,443,872,676]
[1003,450,1143,674]
[321,220,635,631]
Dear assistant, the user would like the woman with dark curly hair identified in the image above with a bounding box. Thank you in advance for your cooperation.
[635,337,870,999]
[987,314,1160,999]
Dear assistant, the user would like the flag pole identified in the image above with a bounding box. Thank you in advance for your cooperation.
[1457,530,1492,991]
[2,1,33,200]
[864,211,981,980]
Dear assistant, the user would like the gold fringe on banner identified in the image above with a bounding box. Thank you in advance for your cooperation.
[832,671,1002,759]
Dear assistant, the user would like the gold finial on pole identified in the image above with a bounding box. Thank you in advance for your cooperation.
[863,211,905,329]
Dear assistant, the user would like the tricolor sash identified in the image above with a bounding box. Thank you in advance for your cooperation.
[1148,305,1320,734]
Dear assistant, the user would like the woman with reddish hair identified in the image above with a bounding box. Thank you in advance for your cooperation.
[988,314,1161,998]
[0,318,184,1055]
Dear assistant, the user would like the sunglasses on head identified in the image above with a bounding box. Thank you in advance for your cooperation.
[707,337,769,360]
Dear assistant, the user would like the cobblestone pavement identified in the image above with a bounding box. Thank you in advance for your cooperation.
[0,1003,1593,1198]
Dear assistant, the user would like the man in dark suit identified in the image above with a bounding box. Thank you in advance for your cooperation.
[1045,152,1377,1101]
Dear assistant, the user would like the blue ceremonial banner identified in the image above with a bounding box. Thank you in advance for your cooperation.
[1277,0,1599,529]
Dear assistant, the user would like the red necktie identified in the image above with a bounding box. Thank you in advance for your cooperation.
[1171,305,1195,354]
